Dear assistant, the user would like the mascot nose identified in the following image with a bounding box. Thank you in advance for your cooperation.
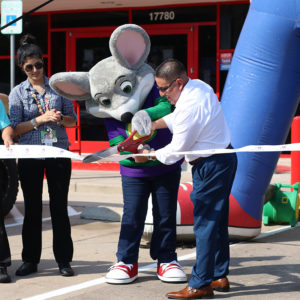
[121,112,133,123]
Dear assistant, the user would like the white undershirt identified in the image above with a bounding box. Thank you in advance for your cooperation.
[155,79,231,165]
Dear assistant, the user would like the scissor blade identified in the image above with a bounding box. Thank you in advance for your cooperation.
[83,145,118,163]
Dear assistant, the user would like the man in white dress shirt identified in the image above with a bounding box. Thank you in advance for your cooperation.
[133,59,237,299]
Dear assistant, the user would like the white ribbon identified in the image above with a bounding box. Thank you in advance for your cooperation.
[171,143,300,155]
[0,145,83,160]
[87,143,300,162]
[0,143,299,162]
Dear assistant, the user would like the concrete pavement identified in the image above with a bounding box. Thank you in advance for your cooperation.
[2,157,300,299]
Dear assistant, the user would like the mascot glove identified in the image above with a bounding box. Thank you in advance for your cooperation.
[132,110,152,136]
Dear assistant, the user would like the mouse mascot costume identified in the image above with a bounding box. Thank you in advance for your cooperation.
[50,24,187,284]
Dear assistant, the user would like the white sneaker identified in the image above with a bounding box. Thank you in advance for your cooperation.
[157,260,187,282]
[105,261,138,284]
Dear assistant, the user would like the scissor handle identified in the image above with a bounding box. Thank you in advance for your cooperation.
[118,130,152,154]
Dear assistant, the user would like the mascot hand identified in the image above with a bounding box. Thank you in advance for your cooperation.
[132,110,152,136]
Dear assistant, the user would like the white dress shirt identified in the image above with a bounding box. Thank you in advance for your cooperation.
[155,79,231,165]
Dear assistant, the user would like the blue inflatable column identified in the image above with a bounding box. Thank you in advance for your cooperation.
[221,0,300,239]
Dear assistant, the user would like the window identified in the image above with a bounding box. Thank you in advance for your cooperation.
[220,4,249,49]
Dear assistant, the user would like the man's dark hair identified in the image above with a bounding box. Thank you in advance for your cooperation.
[155,58,187,82]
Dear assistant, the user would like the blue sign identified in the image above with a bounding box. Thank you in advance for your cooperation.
[1,1,23,34]
[6,15,17,27]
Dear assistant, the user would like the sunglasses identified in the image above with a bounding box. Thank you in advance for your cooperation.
[24,61,44,72]
[157,79,177,92]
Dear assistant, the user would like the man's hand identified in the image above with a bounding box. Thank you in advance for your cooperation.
[132,110,152,136]
[134,148,150,163]
[134,145,156,163]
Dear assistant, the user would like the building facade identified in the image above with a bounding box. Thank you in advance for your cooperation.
[0,1,249,157]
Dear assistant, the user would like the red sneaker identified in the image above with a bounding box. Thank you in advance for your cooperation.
[105,261,138,284]
[157,260,187,283]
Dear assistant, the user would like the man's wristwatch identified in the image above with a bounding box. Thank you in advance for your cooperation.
[30,118,38,130]
[148,149,155,161]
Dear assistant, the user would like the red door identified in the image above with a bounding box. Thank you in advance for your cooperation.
[66,25,197,154]
[67,27,115,154]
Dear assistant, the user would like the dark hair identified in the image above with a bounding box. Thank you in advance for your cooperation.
[17,34,43,66]
[155,58,187,82]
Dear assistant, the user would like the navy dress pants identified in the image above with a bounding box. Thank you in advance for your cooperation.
[189,152,237,289]
[117,167,181,264]
[18,158,73,264]
[0,196,11,267]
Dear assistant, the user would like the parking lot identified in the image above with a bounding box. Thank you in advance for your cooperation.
[2,159,300,300]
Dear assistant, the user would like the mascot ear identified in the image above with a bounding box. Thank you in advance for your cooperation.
[109,24,150,70]
[49,72,91,101]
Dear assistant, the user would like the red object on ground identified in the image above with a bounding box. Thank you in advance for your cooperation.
[72,161,120,171]
[177,183,194,225]
[228,194,261,228]
[276,165,290,174]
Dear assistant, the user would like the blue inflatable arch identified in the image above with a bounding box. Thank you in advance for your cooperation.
[221,0,300,239]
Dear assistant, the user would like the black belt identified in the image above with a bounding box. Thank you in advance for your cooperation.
[189,144,232,166]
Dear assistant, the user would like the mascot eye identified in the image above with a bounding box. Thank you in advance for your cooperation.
[120,81,132,94]
[101,99,111,106]
[94,93,111,107]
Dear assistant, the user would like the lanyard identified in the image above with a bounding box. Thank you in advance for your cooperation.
[30,86,51,115]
